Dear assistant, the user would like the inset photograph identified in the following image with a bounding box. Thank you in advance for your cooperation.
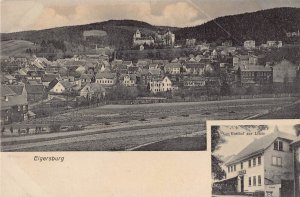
[211,121,300,197]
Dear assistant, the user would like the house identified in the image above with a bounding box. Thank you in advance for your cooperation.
[186,38,196,47]
[25,84,48,103]
[184,63,206,75]
[149,76,177,93]
[266,41,283,48]
[80,74,93,84]
[272,60,298,83]
[120,74,137,87]
[80,83,106,99]
[95,72,117,86]
[238,65,272,85]
[291,125,300,197]
[1,74,17,84]
[183,76,206,87]
[133,29,155,46]
[1,85,28,124]
[214,127,295,196]
[41,74,61,87]
[49,81,75,94]
[244,40,255,49]
[164,62,182,75]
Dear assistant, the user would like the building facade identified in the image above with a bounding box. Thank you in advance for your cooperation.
[214,129,295,197]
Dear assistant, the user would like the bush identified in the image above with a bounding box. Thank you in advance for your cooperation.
[181,114,189,117]
[104,122,111,125]
[160,116,167,119]
[139,118,147,121]
[49,124,61,133]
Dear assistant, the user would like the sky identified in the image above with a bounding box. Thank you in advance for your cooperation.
[214,124,298,159]
[1,0,300,33]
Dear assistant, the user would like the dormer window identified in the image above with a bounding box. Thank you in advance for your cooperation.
[274,140,283,151]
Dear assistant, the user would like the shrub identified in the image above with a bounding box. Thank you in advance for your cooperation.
[104,122,111,125]
[49,124,61,133]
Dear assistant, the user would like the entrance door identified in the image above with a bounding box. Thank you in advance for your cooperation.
[281,180,294,197]
[240,176,244,193]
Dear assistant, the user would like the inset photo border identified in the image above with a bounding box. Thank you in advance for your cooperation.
[208,119,300,197]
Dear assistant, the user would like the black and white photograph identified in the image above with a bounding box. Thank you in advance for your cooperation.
[1,0,300,152]
[211,122,300,197]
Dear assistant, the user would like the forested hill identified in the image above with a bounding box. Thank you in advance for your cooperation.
[174,7,300,45]
[1,20,175,49]
[1,7,299,49]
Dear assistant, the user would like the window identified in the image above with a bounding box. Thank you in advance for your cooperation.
[253,158,256,166]
[228,166,230,173]
[274,140,283,151]
[249,160,251,167]
[258,175,261,186]
[272,156,282,166]
[253,176,256,186]
[258,156,261,165]
[249,177,252,186]
[234,165,236,171]
[241,162,243,170]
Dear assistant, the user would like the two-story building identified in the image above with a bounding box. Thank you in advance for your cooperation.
[149,76,177,93]
[238,65,272,85]
[214,127,295,196]
[1,85,28,124]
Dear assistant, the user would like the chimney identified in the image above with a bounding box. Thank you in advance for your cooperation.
[274,126,280,133]
[294,124,300,136]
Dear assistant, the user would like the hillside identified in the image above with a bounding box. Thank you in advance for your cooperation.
[0,40,38,58]
[1,7,299,52]
[175,7,300,45]
[1,20,173,50]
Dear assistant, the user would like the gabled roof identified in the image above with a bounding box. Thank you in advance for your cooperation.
[240,65,272,72]
[1,85,17,96]
[226,130,295,166]
[81,83,106,93]
[80,74,93,80]
[42,74,60,82]
[95,72,117,79]
[1,95,27,109]
[165,62,181,69]
[25,84,46,94]
[120,74,137,81]
[7,85,25,95]
[59,81,75,89]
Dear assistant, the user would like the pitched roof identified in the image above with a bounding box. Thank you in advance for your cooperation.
[240,65,272,72]
[25,84,46,94]
[7,85,25,95]
[226,130,295,165]
[59,81,75,89]
[81,83,106,93]
[1,94,27,109]
[95,72,117,79]
[165,62,181,69]
[1,85,17,96]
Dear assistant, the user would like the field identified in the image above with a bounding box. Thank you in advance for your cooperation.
[0,40,38,57]
[1,97,299,151]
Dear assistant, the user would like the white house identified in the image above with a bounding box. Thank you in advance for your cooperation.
[214,127,295,196]
[50,81,75,94]
[244,40,255,49]
[95,72,117,86]
[149,76,176,93]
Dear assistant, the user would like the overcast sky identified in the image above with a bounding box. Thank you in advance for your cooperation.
[1,0,300,33]
[214,124,297,159]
